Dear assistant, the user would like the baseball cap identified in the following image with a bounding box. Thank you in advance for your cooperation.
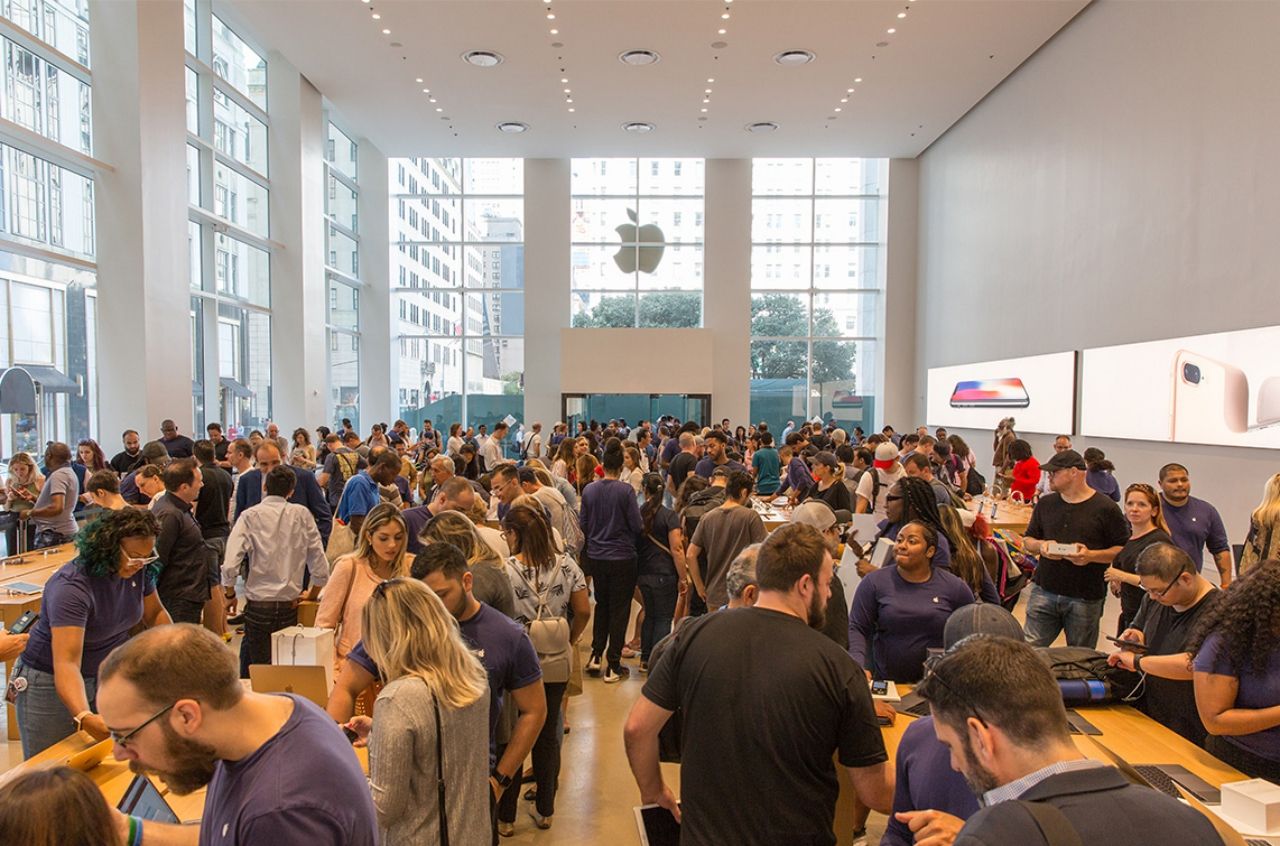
[943,604,1024,648]
[790,500,838,532]
[812,451,840,470]
[873,442,899,469]
[1040,449,1087,473]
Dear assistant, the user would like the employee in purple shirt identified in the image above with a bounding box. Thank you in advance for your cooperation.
[1158,462,1232,588]
[98,625,377,846]
[12,508,172,758]
[848,521,976,682]
[885,604,1026,846]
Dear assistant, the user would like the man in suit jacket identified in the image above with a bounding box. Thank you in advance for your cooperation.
[233,441,332,544]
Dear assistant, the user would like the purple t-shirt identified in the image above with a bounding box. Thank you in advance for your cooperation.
[883,716,979,846]
[20,561,155,675]
[1161,495,1230,572]
[199,695,377,846]
[400,505,432,554]
[1193,631,1280,761]
[848,565,976,682]
[580,478,642,561]
[347,603,541,760]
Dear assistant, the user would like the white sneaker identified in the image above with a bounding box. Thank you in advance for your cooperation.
[585,653,602,676]
[529,811,552,830]
[851,827,868,846]
[603,665,630,684]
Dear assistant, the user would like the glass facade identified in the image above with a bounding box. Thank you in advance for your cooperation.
[749,158,887,432]
[326,120,360,431]
[570,158,704,328]
[0,0,96,458]
[389,158,524,440]
[186,0,272,435]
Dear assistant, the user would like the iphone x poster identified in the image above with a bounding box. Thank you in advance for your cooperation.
[926,352,1076,435]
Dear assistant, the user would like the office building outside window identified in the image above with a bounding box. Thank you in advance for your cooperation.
[186,0,272,435]
[570,157,704,328]
[749,158,887,432]
[0,0,97,457]
[389,158,524,447]
[325,120,360,432]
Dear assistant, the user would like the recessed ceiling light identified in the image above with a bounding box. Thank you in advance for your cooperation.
[496,121,529,134]
[840,97,848,103]
[549,28,558,34]
[546,12,555,19]
[721,12,730,19]
[429,97,437,103]
[361,0,369,3]
[855,77,863,82]
[887,28,896,33]
[707,77,715,83]
[415,78,423,83]
[436,107,443,112]
[834,107,842,112]
[421,88,429,93]
[622,121,655,134]
[561,77,568,83]
[705,88,712,93]
[774,49,815,66]
[371,12,380,19]
[564,88,571,93]
[381,28,390,34]
[619,49,660,66]
[718,28,726,34]
[847,88,855,93]
[568,107,575,112]
[701,108,708,113]
[461,50,504,67]
[898,12,907,18]
[745,121,778,133]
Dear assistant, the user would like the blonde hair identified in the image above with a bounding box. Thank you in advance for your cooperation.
[420,510,502,570]
[7,453,42,486]
[1252,473,1280,531]
[353,502,409,578]
[361,578,487,709]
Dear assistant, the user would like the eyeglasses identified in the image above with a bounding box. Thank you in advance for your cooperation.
[111,702,175,748]
[1143,574,1182,598]
[885,494,902,502]
[125,553,160,568]
[920,656,989,728]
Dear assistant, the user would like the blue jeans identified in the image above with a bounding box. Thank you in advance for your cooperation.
[12,659,97,759]
[637,573,678,662]
[1023,584,1105,648]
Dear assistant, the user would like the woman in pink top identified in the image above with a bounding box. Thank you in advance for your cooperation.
[317,502,408,667]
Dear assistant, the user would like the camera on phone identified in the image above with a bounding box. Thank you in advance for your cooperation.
[1182,362,1201,384]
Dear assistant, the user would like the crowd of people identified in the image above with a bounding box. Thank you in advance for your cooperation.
[1,412,1278,845]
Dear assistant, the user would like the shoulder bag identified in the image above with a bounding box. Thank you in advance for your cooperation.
[1240,518,1275,576]
[510,558,572,683]
[1015,800,1084,846]
[432,692,449,846]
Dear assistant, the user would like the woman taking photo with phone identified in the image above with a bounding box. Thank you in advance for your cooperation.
[350,578,491,845]
[4,451,43,553]
[11,508,172,757]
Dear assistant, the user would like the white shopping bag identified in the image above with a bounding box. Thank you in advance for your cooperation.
[271,626,335,690]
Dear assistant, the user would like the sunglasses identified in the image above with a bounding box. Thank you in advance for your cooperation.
[111,702,175,749]
[372,577,404,599]
[920,656,990,728]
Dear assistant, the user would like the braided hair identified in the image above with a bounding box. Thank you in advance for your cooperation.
[898,476,946,540]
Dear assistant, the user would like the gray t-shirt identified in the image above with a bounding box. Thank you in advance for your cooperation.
[690,505,767,608]
[33,465,78,535]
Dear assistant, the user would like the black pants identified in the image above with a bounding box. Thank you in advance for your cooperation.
[590,557,638,671]
[497,681,568,821]
[240,601,298,678]
[637,574,678,662]
[1206,733,1280,782]
[161,593,207,625]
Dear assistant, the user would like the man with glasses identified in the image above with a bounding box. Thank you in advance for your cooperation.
[488,463,523,522]
[1158,463,1233,588]
[910,635,1220,845]
[1107,542,1222,746]
[1021,449,1128,648]
[98,624,378,845]
[1035,434,1073,498]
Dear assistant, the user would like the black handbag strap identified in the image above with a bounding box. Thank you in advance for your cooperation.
[434,694,449,846]
[1015,800,1084,846]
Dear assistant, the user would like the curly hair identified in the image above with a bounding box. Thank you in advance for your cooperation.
[1187,558,1280,676]
[76,508,160,578]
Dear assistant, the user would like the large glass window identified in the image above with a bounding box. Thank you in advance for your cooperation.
[749,159,886,432]
[0,0,96,463]
[187,0,271,434]
[325,119,360,431]
[389,158,524,441]
[570,158,703,328]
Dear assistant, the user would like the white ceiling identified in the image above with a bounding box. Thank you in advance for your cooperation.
[225,0,1089,158]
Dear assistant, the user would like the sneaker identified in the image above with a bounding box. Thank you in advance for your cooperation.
[851,827,868,846]
[529,812,552,830]
[585,653,602,676]
[621,646,639,659]
[497,822,515,838]
[603,665,630,684]
[639,660,649,675]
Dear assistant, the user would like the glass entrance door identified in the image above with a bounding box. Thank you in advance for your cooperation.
[560,394,711,432]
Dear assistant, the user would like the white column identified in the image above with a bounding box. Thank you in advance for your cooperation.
[704,159,752,425]
[358,140,391,428]
[266,58,326,431]
[883,158,919,429]
[523,159,571,428]
[90,0,191,437]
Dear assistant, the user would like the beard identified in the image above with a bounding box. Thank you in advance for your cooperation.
[130,721,220,795]
[805,588,828,630]
[959,733,1000,797]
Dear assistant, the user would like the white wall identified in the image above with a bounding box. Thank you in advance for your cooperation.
[559,329,714,394]
[916,0,1280,544]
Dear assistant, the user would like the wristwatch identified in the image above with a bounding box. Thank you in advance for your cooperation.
[491,768,514,790]
[73,710,94,732]
[1133,654,1144,674]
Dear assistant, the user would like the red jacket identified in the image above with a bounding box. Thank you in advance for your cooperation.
[1011,457,1040,502]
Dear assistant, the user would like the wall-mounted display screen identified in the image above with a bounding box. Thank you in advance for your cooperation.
[926,352,1076,435]
[1080,326,1280,448]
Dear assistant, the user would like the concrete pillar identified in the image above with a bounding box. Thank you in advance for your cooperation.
[884,158,919,429]
[359,140,391,428]
[89,0,191,437]
[704,159,752,425]
[523,159,571,428]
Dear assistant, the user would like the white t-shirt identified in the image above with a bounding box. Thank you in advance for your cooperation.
[527,432,543,459]
[855,465,905,519]
[480,437,503,470]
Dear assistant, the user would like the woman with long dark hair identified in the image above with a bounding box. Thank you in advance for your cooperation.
[1084,447,1120,502]
[635,473,687,672]
[1190,559,1280,780]
[579,439,642,682]
[75,439,107,473]
[855,476,953,577]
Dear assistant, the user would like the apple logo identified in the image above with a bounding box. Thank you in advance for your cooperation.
[613,208,665,274]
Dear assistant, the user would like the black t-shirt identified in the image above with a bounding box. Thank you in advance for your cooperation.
[638,506,680,578]
[1112,529,1173,625]
[668,452,697,493]
[1131,588,1223,746]
[804,479,853,513]
[643,607,887,846]
[195,463,233,539]
[109,450,140,475]
[211,438,230,462]
[1026,492,1130,600]
[161,434,195,458]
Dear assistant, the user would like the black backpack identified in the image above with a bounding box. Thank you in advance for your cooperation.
[1035,646,1141,702]
[966,464,987,496]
